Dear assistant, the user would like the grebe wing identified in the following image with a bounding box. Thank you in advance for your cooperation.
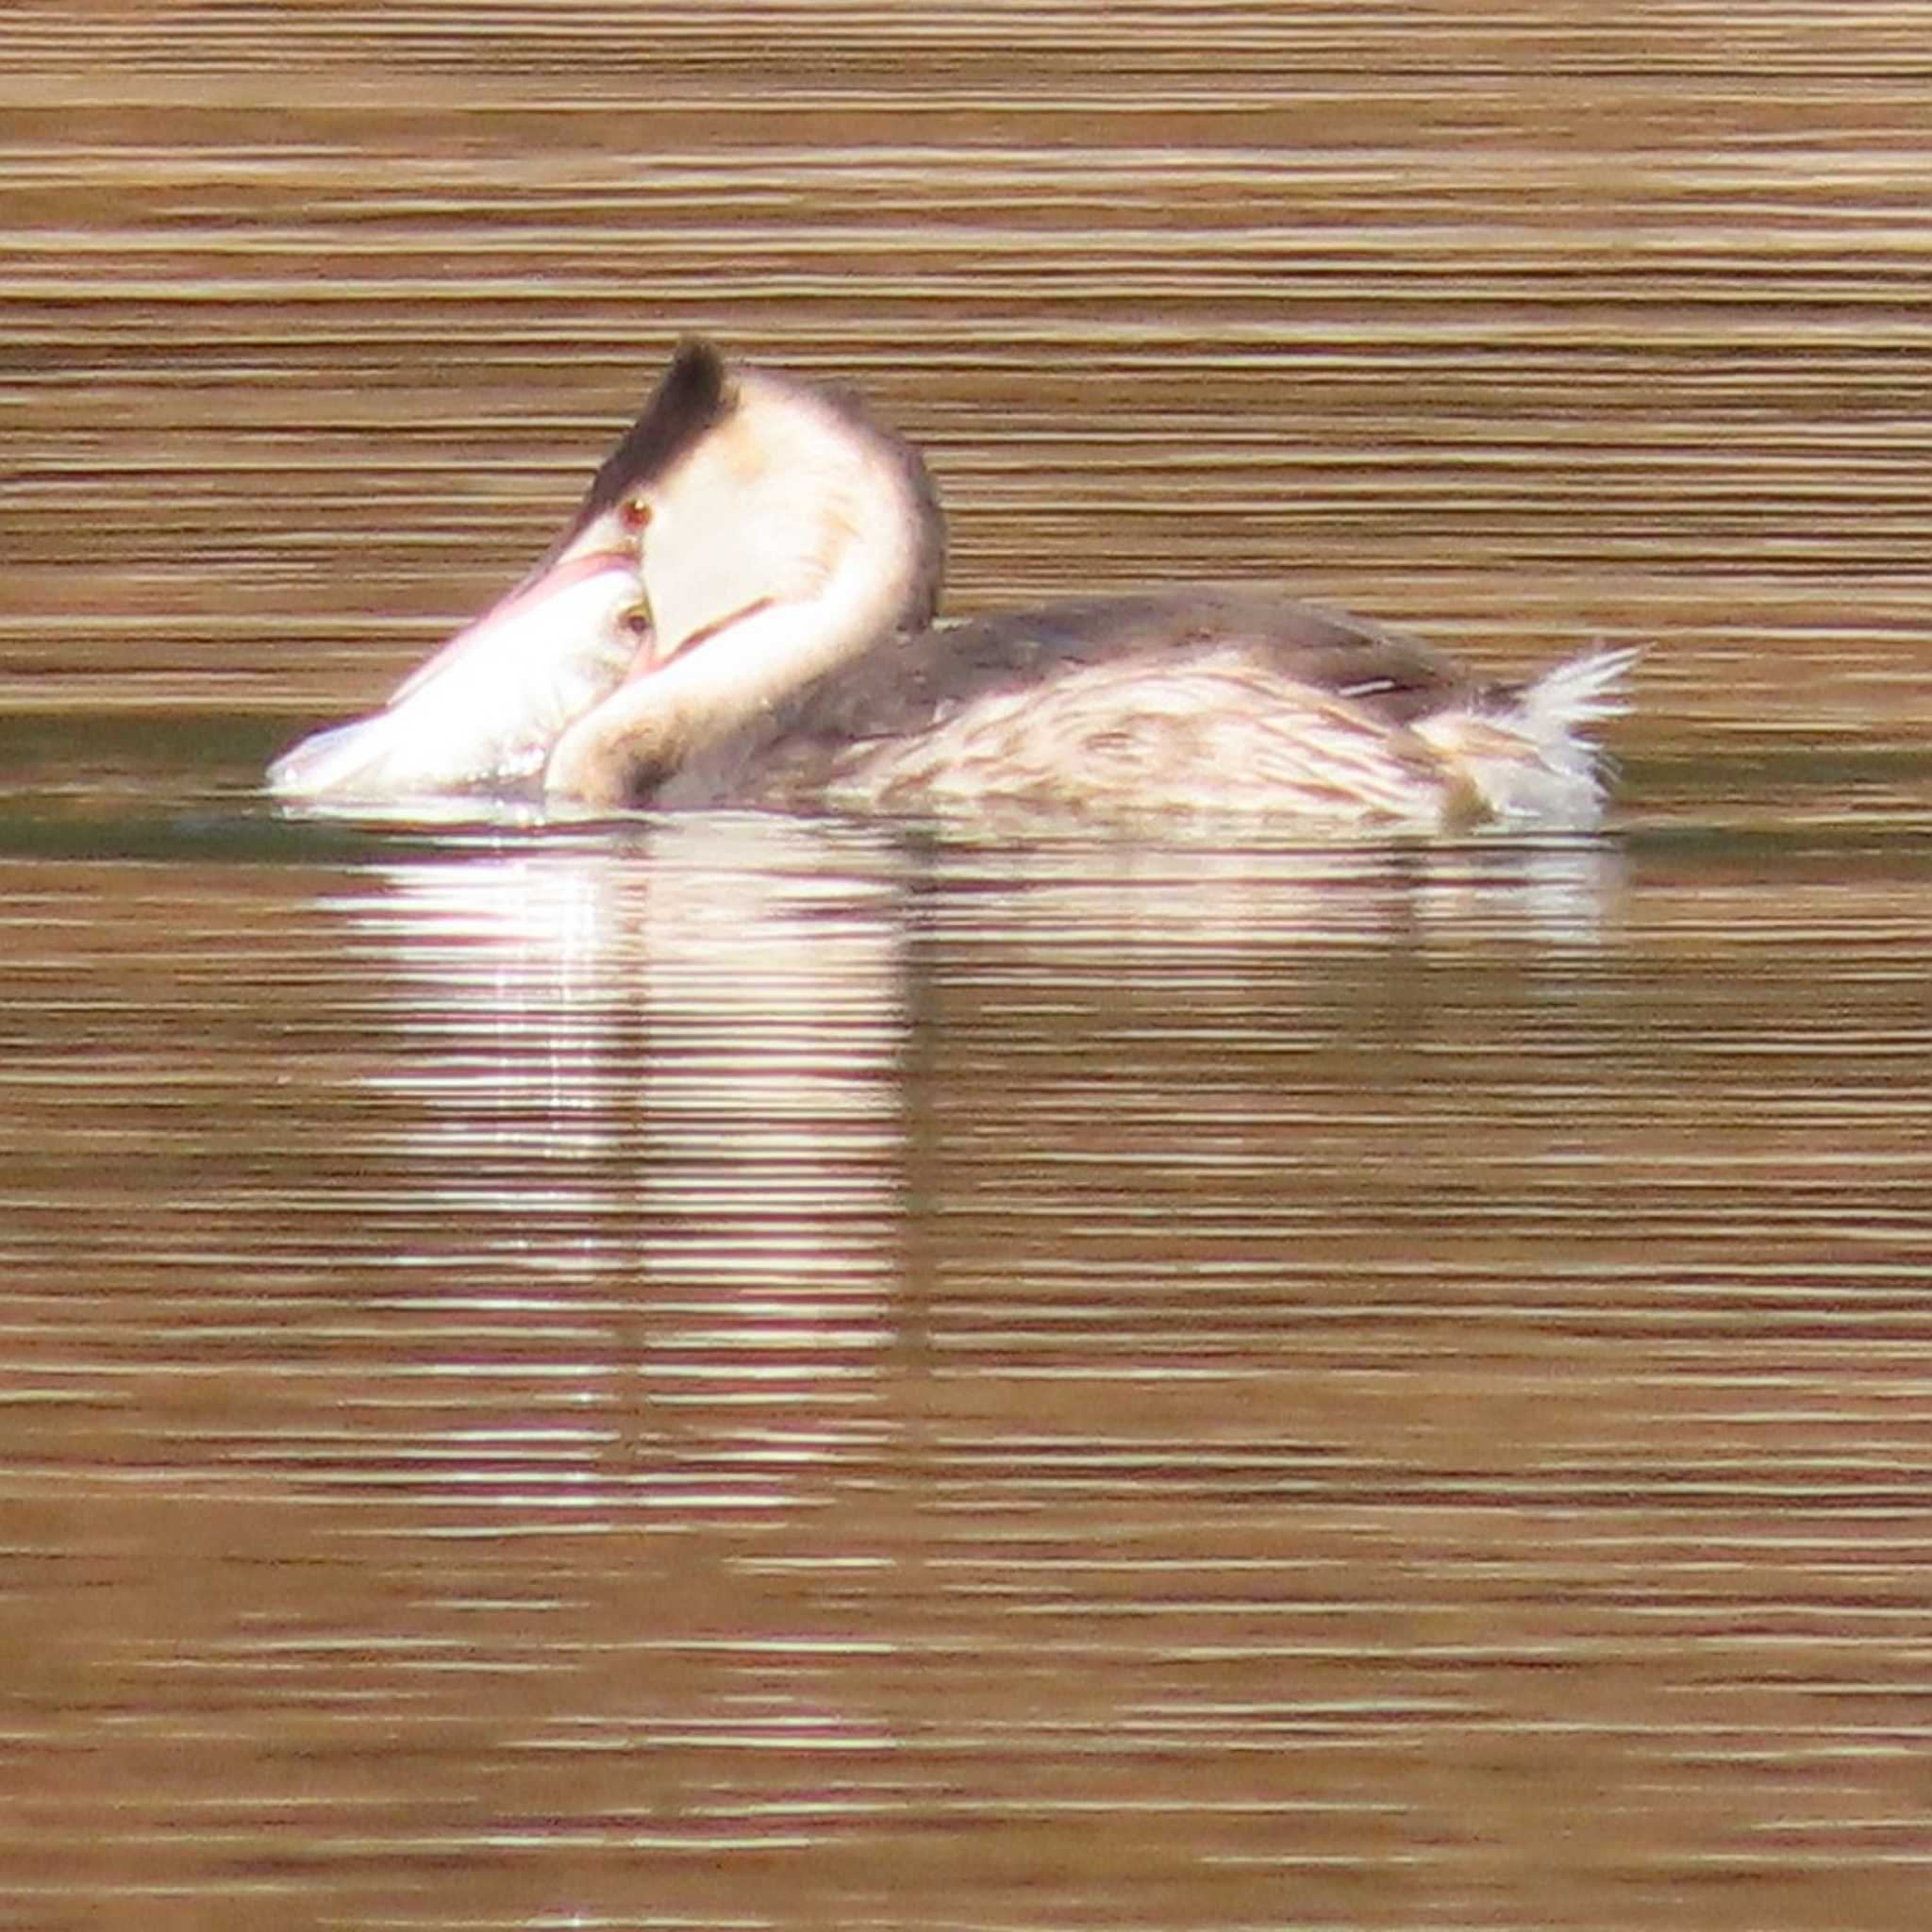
[799,584,1475,743]
[649,585,1480,812]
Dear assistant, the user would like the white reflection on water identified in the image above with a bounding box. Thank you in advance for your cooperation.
[928,834,1623,960]
[321,821,1624,1199]
[341,814,908,1227]
[309,821,1621,1511]
[323,815,913,1512]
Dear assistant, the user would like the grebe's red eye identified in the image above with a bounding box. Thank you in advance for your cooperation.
[620,496,652,534]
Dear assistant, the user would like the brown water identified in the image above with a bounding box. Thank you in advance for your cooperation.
[6,5,1932,1928]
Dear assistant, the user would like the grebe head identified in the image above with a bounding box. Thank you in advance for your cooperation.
[545,345,943,804]
[268,340,942,808]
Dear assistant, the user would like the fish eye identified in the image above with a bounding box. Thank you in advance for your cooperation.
[623,597,652,636]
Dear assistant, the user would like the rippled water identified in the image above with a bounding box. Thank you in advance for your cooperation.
[7,5,1932,1928]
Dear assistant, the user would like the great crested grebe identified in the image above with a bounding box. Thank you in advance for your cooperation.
[269,341,1635,829]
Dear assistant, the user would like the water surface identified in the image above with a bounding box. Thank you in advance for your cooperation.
[6,6,1932,1928]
